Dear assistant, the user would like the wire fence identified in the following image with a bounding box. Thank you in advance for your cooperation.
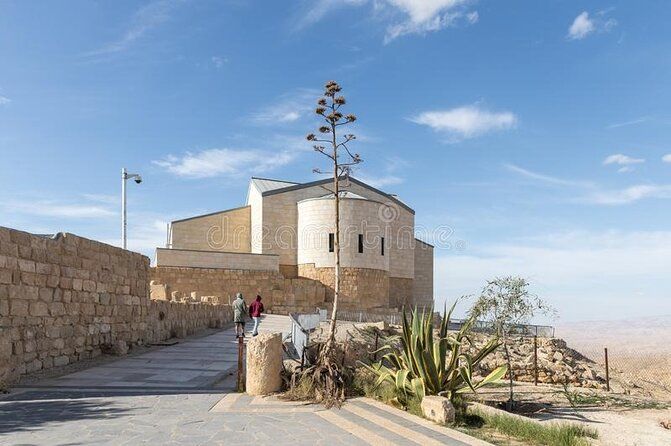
[569,343,671,394]
[335,309,554,338]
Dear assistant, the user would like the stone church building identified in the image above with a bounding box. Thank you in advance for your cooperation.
[155,177,433,311]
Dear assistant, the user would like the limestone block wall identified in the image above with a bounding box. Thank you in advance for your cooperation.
[171,206,251,253]
[258,180,415,279]
[150,266,328,314]
[297,264,390,310]
[389,277,413,309]
[0,226,235,385]
[297,197,390,271]
[412,239,434,309]
[155,248,279,271]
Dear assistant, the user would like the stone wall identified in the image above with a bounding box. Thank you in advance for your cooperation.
[150,266,327,314]
[155,248,279,271]
[297,264,390,310]
[0,226,234,385]
[171,205,251,253]
[389,277,413,309]
[257,179,416,280]
[412,239,433,308]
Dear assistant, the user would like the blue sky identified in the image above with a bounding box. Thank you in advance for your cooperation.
[1,0,670,322]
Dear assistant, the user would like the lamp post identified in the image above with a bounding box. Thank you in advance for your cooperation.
[121,167,142,250]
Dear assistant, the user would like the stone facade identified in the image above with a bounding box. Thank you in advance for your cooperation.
[164,177,433,311]
[155,248,279,271]
[0,226,233,385]
[297,264,390,310]
[170,206,251,253]
[389,277,413,309]
[412,240,434,308]
[150,266,328,314]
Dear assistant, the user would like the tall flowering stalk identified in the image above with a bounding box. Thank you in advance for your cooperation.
[306,81,361,404]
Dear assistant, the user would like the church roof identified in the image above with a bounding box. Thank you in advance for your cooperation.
[254,176,414,214]
[249,177,299,193]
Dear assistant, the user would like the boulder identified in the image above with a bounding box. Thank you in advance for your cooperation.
[113,340,129,356]
[421,395,455,424]
[246,333,282,396]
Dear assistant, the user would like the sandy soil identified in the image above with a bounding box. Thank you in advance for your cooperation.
[477,382,671,446]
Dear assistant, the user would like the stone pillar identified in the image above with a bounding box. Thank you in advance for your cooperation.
[246,333,282,395]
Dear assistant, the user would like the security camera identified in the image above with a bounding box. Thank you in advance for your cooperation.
[134,176,143,184]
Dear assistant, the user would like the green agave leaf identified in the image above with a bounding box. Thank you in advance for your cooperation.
[410,377,426,400]
[474,365,508,389]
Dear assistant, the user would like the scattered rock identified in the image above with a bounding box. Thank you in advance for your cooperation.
[113,340,129,356]
[421,395,455,424]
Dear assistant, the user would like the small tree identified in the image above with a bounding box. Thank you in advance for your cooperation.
[305,80,361,405]
[470,276,555,410]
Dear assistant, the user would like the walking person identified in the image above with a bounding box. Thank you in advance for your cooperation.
[232,293,247,338]
[249,294,264,337]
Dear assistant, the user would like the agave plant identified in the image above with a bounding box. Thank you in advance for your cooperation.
[364,303,507,405]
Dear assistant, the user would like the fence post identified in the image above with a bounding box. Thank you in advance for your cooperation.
[237,336,244,392]
[604,347,610,392]
[373,331,379,362]
[533,335,538,386]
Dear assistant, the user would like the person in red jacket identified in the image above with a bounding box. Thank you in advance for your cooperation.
[248,294,264,337]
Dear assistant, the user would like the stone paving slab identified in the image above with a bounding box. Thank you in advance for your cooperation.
[27,314,291,391]
[0,315,490,445]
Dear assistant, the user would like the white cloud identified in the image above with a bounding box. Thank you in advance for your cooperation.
[437,230,671,321]
[0,96,10,106]
[153,148,297,179]
[603,154,645,166]
[567,10,617,41]
[250,88,319,125]
[567,12,594,40]
[4,201,115,219]
[356,156,408,189]
[102,218,169,257]
[505,163,671,205]
[603,154,645,173]
[357,174,404,188]
[86,0,182,56]
[296,0,477,42]
[586,184,671,205]
[410,104,517,139]
[662,154,671,163]
[211,56,228,69]
[504,164,590,187]
[383,0,475,42]
[607,116,649,129]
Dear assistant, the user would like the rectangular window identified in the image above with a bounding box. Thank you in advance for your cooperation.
[328,233,334,252]
[358,234,364,253]
[381,237,385,256]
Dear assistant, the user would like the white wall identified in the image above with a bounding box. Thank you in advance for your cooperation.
[297,197,391,270]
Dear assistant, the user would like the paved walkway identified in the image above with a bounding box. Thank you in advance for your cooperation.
[30,314,292,391]
[0,315,490,446]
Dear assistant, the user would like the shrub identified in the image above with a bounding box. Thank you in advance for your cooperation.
[363,304,507,407]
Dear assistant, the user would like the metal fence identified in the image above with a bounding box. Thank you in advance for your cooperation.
[335,309,554,338]
[567,343,671,393]
[337,309,404,326]
[289,313,310,362]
